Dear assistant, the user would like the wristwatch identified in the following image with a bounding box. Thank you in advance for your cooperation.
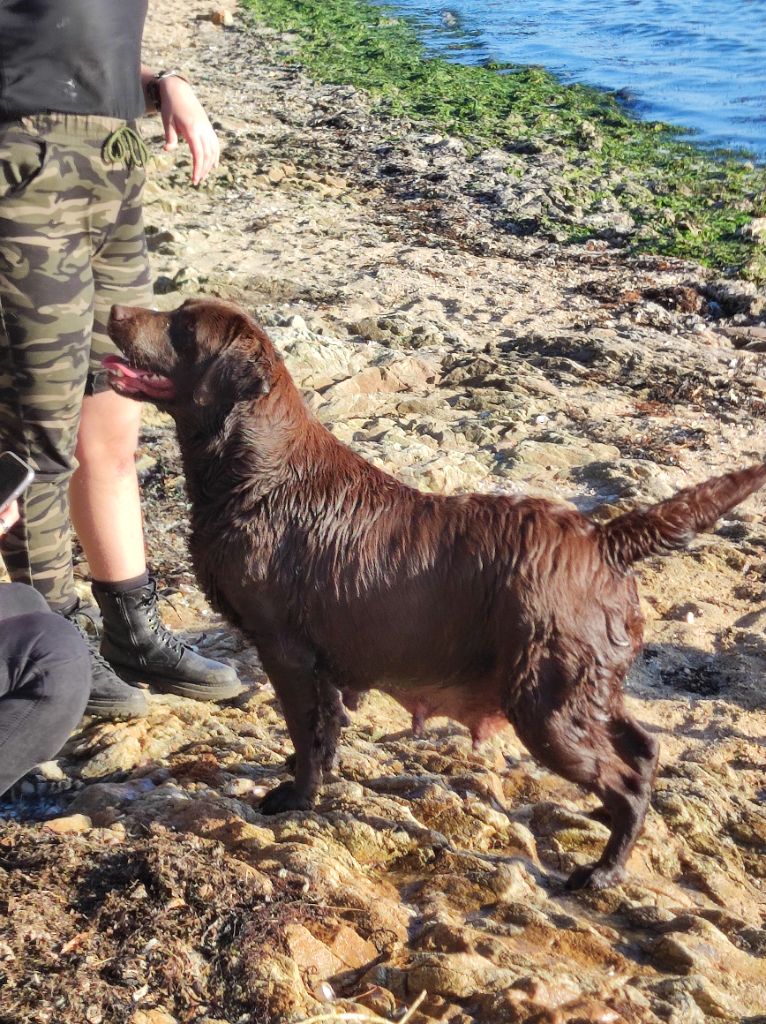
[147,69,190,112]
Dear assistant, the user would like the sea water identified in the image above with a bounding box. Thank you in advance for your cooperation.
[376,0,766,157]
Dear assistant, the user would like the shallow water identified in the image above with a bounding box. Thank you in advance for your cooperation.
[376,0,766,156]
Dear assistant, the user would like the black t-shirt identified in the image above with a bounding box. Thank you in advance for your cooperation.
[0,0,148,120]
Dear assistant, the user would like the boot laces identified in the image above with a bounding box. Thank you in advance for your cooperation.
[139,588,186,657]
[64,599,101,638]
[62,601,120,676]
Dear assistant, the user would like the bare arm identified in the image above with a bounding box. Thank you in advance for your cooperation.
[140,65,220,186]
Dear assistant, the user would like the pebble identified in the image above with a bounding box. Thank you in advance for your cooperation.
[45,814,92,835]
[210,9,234,27]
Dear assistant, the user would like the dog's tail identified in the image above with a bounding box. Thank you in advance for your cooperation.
[600,462,766,570]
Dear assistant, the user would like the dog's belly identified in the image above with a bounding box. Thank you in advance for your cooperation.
[373,679,510,747]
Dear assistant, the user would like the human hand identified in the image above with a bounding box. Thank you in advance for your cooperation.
[0,500,19,535]
[159,77,220,186]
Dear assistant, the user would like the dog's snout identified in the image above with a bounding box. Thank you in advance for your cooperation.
[110,301,143,321]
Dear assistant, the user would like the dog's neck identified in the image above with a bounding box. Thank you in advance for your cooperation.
[174,367,344,513]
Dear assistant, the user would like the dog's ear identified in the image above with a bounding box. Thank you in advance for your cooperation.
[193,315,277,407]
[193,351,275,407]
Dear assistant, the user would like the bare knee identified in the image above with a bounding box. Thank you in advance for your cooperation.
[75,392,140,477]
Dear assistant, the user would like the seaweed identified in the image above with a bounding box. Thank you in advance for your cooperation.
[242,0,766,278]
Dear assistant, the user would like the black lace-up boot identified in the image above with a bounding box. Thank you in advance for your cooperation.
[61,600,149,720]
[91,578,242,702]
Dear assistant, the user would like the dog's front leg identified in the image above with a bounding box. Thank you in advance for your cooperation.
[282,682,346,776]
[259,644,327,814]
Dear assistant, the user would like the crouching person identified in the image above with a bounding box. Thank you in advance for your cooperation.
[0,501,90,799]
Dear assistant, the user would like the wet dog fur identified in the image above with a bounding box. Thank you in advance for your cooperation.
[106,297,766,890]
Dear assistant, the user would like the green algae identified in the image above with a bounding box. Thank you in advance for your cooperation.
[241,0,766,279]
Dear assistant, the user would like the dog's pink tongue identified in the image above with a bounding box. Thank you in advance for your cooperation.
[101,355,175,399]
[102,355,142,379]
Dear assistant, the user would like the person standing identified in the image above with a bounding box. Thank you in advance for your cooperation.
[0,0,241,719]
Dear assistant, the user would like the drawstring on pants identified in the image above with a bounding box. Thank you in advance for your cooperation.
[102,125,149,169]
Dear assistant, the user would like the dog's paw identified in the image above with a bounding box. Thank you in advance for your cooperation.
[566,862,627,891]
[260,781,313,815]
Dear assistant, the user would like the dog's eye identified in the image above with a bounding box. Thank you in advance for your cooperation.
[169,317,195,353]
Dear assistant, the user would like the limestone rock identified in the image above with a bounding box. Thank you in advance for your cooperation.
[44,813,92,835]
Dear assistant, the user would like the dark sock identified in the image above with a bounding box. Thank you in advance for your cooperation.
[91,571,150,595]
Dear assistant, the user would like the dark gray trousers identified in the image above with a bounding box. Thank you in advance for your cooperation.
[0,582,90,796]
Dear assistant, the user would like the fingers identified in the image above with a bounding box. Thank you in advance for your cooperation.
[188,124,220,186]
[164,118,218,186]
[0,499,20,535]
[155,78,220,185]
[163,116,179,152]
[187,129,204,186]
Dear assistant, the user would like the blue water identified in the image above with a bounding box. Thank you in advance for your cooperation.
[375,0,766,157]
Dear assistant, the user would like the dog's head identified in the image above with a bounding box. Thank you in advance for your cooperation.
[105,298,279,414]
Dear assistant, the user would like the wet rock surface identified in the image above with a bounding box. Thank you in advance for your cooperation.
[1,2,765,1023]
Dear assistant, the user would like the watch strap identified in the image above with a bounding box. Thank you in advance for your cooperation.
[147,69,190,112]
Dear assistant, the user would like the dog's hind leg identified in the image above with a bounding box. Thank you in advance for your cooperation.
[565,713,659,890]
[509,681,658,891]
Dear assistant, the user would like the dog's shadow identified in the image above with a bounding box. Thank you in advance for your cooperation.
[628,638,766,749]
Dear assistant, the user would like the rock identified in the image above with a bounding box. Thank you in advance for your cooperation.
[131,1011,178,1024]
[354,985,398,1016]
[409,454,490,493]
[281,332,371,389]
[69,778,158,819]
[407,952,519,1000]
[77,730,146,778]
[648,978,721,1024]
[319,357,438,400]
[153,274,182,295]
[284,923,345,980]
[45,814,92,835]
[577,120,604,152]
[145,229,178,253]
[210,9,234,27]
[238,951,315,1019]
[349,314,445,350]
[501,438,621,476]
[703,279,765,317]
[35,760,67,781]
[686,975,742,1019]
[649,918,740,975]
[267,163,286,184]
[326,924,379,971]
[740,216,766,240]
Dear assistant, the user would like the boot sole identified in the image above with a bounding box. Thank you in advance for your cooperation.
[111,666,243,703]
[85,698,149,721]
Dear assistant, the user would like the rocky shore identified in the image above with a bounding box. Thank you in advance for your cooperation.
[1,3,765,1023]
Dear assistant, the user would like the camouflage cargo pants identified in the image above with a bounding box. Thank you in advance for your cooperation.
[0,115,153,609]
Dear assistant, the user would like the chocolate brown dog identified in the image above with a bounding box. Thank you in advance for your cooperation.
[106,298,766,890]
